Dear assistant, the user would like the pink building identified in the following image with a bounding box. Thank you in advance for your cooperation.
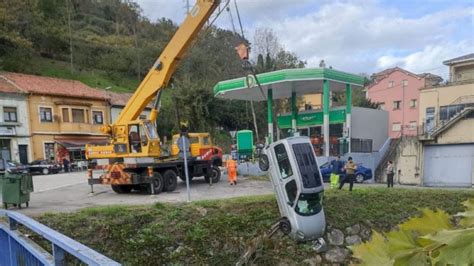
[366,67,441,138]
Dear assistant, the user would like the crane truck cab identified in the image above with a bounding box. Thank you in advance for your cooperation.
[259,136,326,241]
[170,133,222,167]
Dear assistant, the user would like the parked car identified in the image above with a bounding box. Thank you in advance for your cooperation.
[0,159,29,174]
[320,160,373,183]
[259,136,326,242]
[28,160,62,175]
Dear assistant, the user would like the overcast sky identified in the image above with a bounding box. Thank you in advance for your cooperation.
[134,0,473,78]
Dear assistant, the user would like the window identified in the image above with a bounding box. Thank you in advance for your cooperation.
[295,192,323,216]
[379,103,385,111]
[393,101,401,110]
[402,80,408,86]
[62,108,69,122]
[392,122,401,132]
[202,136,210,145]
[40,107,53,122]
[388,81,394,88]
[139,115,147,120]
[285,180,297,206]
[409,121,417,130]
[72,109,85,123]
[69,150,86,160]
[274,143,293,178]
[3,107,17,122]
[92,111,103,124]
[44,143,55,161]
[425,107,436,132]
[410,99,417,108]
[292,143,322,188]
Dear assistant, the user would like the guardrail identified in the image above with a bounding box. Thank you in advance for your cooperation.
[0,210,120,266]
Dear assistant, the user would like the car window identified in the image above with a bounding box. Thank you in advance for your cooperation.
[292,143,322,188]
[274,144,293,179]
[7,162,15,167]
[295,192,323,216]
[285,179,297,206]
[30,160,40,165]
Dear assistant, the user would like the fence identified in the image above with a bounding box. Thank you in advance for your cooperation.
[0,209,120,266]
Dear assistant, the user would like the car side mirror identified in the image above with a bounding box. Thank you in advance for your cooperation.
[287,201,293,206]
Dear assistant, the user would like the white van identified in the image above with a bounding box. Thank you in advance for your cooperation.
[259,136,326,241]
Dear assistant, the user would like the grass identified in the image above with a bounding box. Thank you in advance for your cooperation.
[35,188,474,265]
[19,57,139,93]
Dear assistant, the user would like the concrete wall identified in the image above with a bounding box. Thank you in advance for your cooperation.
[436,118,474,144]
[0,92,32,162]
[384,137,421,185]
[351,107,389,151]
[367,70,425,138]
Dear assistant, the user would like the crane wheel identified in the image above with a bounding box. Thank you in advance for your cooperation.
[163,169,178,192]
[145,172,164,195]
[204,166,221,184]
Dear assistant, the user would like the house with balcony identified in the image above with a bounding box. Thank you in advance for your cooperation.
[366,67,442,138]
[0,77,32,164]
[383,53,474,187]
[417,53,474,187]
[0,73,109,163]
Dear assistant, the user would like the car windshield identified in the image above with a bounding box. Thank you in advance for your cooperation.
[295,192,323,216]
[7,161,16,167]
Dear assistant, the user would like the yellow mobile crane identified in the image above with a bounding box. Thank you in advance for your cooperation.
[86,0,221,194]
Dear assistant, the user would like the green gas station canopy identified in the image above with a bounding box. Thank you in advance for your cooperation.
[213,67,365,101]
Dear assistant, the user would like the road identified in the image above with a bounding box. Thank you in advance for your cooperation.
[16,170,274,216]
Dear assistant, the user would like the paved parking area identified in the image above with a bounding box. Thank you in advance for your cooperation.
[16,171,274,216]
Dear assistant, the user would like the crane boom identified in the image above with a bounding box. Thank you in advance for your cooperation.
[87,0,220,160]
[116,0,219,124]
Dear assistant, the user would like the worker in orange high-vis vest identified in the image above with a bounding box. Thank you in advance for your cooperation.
[226,158,237,185]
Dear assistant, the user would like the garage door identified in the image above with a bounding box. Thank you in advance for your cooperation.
[423,144,474,187]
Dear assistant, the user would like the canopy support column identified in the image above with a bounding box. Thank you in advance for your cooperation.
[323,80,330,157]
[291,91,297,135]
[346,83,352,154]
[267,89,273,144]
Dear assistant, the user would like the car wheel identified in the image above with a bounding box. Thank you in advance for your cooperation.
[111,185,133,194]
[145,173,164,195]
[42,168,49,175]
[279,218,291,235]
[163,169,178,192]
[356,174,364,183]
[259,154,270,171]
[204,166,221,184]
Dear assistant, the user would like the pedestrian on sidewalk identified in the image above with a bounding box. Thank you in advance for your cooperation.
[386,161,395,188]
[330,156,344,189]
[339,157,357,191]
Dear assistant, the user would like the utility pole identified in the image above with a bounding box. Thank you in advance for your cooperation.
[185,0,190,14]
[401,80,406,136]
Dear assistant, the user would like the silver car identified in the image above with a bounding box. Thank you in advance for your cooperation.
[259,136,326,241]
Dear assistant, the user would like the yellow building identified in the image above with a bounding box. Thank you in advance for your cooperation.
[1,73,109,163]
[300,93,322,110]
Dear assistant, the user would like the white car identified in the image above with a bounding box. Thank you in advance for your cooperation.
[259,136,326,241]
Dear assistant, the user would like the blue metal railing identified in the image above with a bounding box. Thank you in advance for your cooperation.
[0,210,120,266]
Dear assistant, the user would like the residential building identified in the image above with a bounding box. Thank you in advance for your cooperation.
[0,77,32,164]
[384,54,474,187]
[366,67,441,138]
[443,53,474,83]
[108,92,151,123]
[0,73,110,163]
